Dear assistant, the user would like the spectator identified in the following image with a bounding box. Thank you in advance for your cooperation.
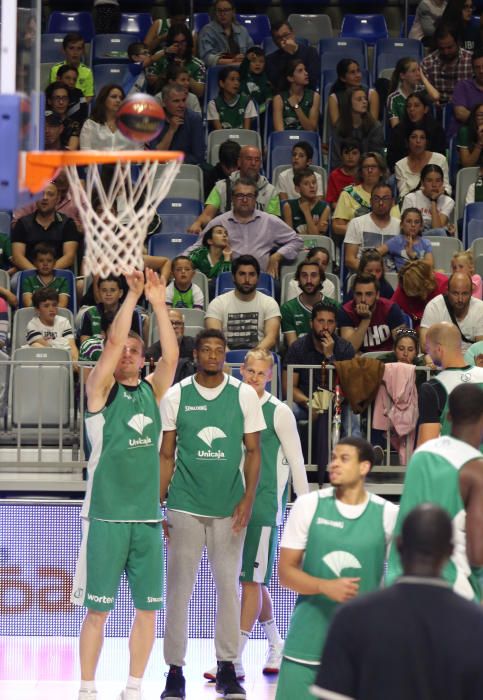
[465,339,483,366]
[43,111,66,151]
[0,227,14,275]
[387,57,439,128]
[189,224,232,279]
[332,88,385,171]
[55,64,88,125]
[198,0,253,67]
[188,149,280,234]
[166,256,204,310]
[417,322,483,445]
[345,250,395,301]
[457,102,483,167]
[387,92,447,170]
[272,60,320,132]
[21,243,70,308]
[26,288,78,363]
[239,46,273,118]
[45,82,80,151]
[165,63,201,114]
[286,246,337,301]
[451,49,483,139]
[332,152,398,242]
[379,326,425,367]
[205,254,281,350]
[410,0,447,43]
[80,275,140,344]
[376,207,434,271]
[440,0,482,52]
[144,8,189,53]
[153,23,206,101]
[13,170,82,233]
[281,261,338,346]
[265,21,319,93]
[207,66,257,130]
[154,84,205,166]
[421,24,473,105]
[328,59,380,127]
[395,127,451,199]
[344,183,401,272]
[391,259,448,330]
[401,164,455,234]
[338,273,406,353]
[420,272,483,352]
[325,140,361,210]
[203,139,241,198]
[185,179,303,277]
[11,182,79,273]
[49,32,94,102]
[145,308,196,362]
[93,0,120,34]
[124,41,164,97]
[277,141,325,201]
[282,169,330,235]
[80,84,135,151]
[451,250,482,298]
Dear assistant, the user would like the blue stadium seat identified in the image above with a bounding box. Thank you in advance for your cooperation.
[266,131,321,181]
[193,12,210,35]
[46,11,95,43]
[400,15,415,37]
[41,34,67,63]
[374,39,423,80]
[157,198,203,217]
[236,15,271,45]
[320,68,371,98]
[148,233,196,258]
[92,35,132,64]
[340,15,389,45]
[318,38,367,65]
[93,63,131,90]
[215,271,275,297]
[320,51,367,73]
[0,210,11,233]
[119,12,153,37]
[401,312,413,329]
[17,269,77,314]
[463,202,483,247]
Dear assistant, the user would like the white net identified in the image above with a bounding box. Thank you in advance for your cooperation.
[64,155,181,277]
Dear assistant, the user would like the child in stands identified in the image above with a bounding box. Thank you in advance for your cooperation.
[207,67,257,130]
[22,243,70,308]
[26,288,77,362]
[283,169,330,234]
[189,225,232,279]
[451,250,483,299]
[277,141,324,201]
[325,140,361,210]
[166,256,204,309]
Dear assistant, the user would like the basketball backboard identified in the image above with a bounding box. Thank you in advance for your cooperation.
[0,0,42,210]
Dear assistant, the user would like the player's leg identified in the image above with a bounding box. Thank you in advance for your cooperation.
[259,585,284,674]
[79,609,110,684]
[275,658,318,700]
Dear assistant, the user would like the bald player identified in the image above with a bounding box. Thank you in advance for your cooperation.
[387,384,483,599]
[417,322,483,446]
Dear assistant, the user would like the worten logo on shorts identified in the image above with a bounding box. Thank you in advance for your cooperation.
[197,427,227,459]
[323,551,362,577]
[127,413,153,448]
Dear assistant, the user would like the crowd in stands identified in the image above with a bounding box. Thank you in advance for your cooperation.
[2,0,483,468]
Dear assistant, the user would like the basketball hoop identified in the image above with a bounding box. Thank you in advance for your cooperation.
[22,150,183,276]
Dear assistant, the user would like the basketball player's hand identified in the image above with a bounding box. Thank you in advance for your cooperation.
[125,269,145,298]
[355,302,371,319]
[232,495,253,533]
[144,267,166,307]
[322,577,360,603]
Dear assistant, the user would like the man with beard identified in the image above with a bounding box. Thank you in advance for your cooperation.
[281,261,339,347]
[420,272,483,354]
[338,273,406,353]
[205,254,281,350]
[421,24,473,105]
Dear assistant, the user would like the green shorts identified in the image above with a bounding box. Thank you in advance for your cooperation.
[275,657,319,700]
[240,524,278,586]
[71,518,164,611]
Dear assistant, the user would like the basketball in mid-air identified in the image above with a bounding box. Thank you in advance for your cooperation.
[116,94,165,143]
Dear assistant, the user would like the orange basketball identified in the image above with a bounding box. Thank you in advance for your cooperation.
[116,94,165,143]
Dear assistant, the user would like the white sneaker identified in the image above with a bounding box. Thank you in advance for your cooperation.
[77,691,97,700]
[203,662,245,681]
[117,689,142,700]
[262,644,283,675]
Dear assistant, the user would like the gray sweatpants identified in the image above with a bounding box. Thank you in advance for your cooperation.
[163,509,246,667]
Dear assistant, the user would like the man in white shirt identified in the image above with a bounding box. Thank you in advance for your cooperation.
[344,183,401,272]
[205,255,281,350]
[420,272,483,352]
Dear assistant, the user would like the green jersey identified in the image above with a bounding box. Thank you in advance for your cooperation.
[287,198,328,235]
[21,274,69,297]
[241,72,273,114]
[0,233,12,271]
[213,93,252,129]
[82,380,162,521]
[189,246,232,279]
[386,436,482,600]
[280,89,315,130]
[281,295,338,337]
[167,375,247,517]
[283,488,390,663]
[154,55,206,85]
[434,366,483,436]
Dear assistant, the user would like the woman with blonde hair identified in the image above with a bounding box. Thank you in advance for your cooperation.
[391,259,448,329]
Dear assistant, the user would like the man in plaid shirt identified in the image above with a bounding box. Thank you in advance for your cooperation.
[421,24,472,104]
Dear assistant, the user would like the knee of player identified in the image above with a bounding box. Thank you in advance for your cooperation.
[85,609,110,626]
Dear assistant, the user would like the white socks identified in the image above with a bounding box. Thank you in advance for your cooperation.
[236,630,250,663]
[261,618,282,648]
[80,680,96,693]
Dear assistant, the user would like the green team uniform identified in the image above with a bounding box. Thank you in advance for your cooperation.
[167,375,246,517]
[154,55,206,84]
[0,233,12,271]
[280,89,315,130]
[189,246,232,279]
[434,366,483,438]
[241,73,273,114]
[281,295,338,338]
[21,274,69,297]
[276,488,392,700]
[386,436,483,600]
[287,198,328,234]
[72,380,163,611]
[212,93,252,129]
